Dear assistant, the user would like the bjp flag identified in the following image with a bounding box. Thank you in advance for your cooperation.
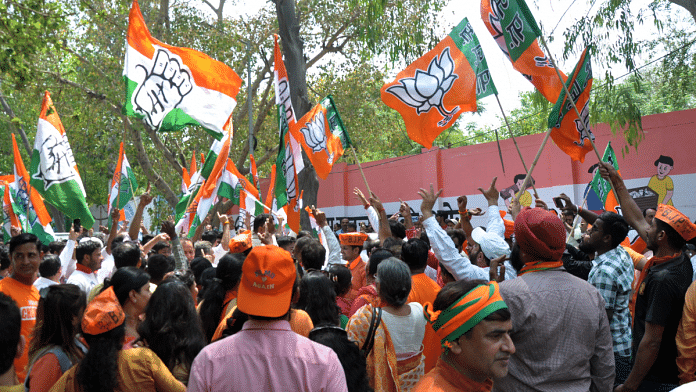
[381,18,479,148]
[481,0,567,103]
[547,47,594,163]
[289,95,352,180]
[590,141,619,214]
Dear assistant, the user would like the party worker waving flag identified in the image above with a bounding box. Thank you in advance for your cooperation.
[11,134,54,244]
[0,180,21,242]
[590,142,620,214]
[274,105,302,233]
[218,159,259,205]
[123,0,242,140]
[30,91,95,229]
[381,17,478,148]
[290,96,352,180]
[481,0,567,103]
[547,47,594,162]
[107,142,139,227]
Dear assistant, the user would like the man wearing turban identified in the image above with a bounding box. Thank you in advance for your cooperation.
[492,207,615,392]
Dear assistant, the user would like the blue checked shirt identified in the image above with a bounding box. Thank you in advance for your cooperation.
[588,246,634,357]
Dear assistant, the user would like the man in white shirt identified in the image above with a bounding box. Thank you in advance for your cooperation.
[66,239,103,295]
[33,255,61,290]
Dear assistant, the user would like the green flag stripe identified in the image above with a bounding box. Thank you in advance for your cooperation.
[448,18,498,99]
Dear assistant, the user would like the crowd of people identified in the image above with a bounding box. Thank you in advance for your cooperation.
[1,161,696,391]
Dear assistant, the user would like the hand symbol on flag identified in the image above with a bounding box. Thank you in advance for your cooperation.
[133,49,193,130]
[385,47,458,117]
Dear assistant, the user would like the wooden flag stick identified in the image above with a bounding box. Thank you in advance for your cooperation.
[493,127,506,173]
[494,94,540,199]
[350,146,371,195]
[538,30,619,199]
[513,127,552,204]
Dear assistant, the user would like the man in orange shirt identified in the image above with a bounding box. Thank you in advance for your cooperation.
[403,238,442,373]
[339,232,368,303]
[0,233,42,382]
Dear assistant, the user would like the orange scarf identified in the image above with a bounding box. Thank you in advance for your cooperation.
[630,252,681,317]
[75,263,93,274]
[517,260,564,276]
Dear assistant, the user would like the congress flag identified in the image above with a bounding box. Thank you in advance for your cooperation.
[123,0,242,140]
[275,106,302,233]
[0,181,21,242]
[381,18,479,148]
[481,0,567,103]
[30,91,95,229]
[11,134,54,244]
[107,142,139,227]
[547,47,594,163]
[590,142,620,214]
[239,189,267,218]
[218,159,259,206]
[290,96,352,180]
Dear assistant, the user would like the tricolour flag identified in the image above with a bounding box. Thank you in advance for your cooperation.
[590,142,620,214]
[305,206,330,268]
[265,164,276,213]
[29,91,95,229]
[11,134,54,244]
[181,150,197,194]
[218,160,259,205]
[0,180,21,242]
[290,96,351,180]
[176,126,231,237]
[239,189,267,217]
[107,142,139,227]
[481,0,567,103]
[381,18,478,148]
[275,105,302,233]
[123,0,242,140]
[547,47,594,162]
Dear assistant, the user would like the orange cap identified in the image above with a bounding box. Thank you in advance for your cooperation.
[499,210,514,239]
[656,204,696,241]
[339,232,368,247]
[82,286,125,336]
[237,245,296,318]
[228,230,252,253]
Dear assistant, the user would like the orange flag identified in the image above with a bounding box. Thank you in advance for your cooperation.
[381,20,477,148]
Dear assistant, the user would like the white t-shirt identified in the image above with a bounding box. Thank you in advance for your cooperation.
[381,302,427,360]
[33,276,58,291]
[66,270,99,295]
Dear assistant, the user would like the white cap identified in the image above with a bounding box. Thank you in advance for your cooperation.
[471,227,510,260]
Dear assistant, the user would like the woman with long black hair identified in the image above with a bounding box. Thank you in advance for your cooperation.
[137,280,206,386]
[197,254,243,342]
[102,266,151,346]
[25,284,86,392]
[49,286,185,392]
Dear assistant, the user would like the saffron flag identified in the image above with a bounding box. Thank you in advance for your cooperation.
[123,0,242,140]
[10,134,54,244]
[290,96,352,180]
[305,206,330,267]
[218,160,259,205]
[29,91,95,229]
[265,164,276,213]
[547,47,594,162]
[0,181,21,242]
[381,18,479,148]
[481,0,567,103]
[176,126,231,237]
[590,142,620,214]
[107,142,139,227]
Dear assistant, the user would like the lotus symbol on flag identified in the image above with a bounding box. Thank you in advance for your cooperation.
[300,113,327,153]
[386,47,459,117]
[133,49,193,130]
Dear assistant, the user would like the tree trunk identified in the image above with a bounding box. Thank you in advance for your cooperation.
[275,0,319,231]
[0,86,32,156]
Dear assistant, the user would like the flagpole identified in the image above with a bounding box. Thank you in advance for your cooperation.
[492,127,506,174]
[513,128,552,204]
[494,94,539,199]
[537,29,619,199]
[350,146,372,195]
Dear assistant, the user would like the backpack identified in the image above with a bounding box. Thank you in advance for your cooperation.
[24,345,80,392]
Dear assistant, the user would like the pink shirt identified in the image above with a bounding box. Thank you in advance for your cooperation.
[188,319,347,392]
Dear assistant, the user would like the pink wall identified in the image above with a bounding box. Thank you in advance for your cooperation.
[313,108,696,222]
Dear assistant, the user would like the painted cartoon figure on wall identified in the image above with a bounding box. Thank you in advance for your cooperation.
[648,155,674,206]
[501,174,535,208]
